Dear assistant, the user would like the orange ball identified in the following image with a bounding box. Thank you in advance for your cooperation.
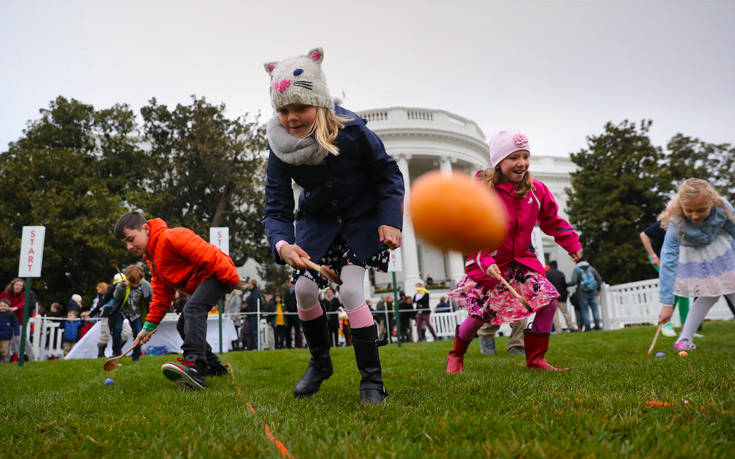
[409,171,508,253]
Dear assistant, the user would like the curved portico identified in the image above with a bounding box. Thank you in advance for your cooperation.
[358,107,491,296]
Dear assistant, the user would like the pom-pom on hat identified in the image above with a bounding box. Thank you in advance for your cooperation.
[490,129,530,168]
[264,47,334,112]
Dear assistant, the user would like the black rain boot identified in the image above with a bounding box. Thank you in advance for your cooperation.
[97,344,107,358]
[294,314,333,398]
[352,324,388,405]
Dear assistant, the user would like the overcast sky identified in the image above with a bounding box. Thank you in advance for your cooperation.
[2,0,733,158]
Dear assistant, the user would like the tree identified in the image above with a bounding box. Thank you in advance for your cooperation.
[665,134,735,202]
[0,97,138,306]
[566,120,670,284]
[136,96,269,266]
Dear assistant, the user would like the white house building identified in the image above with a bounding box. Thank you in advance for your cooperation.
[358,106,578,296]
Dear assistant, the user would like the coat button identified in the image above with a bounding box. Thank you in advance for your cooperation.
[337,216,343,223]
[331,200,338,206]
[326,181,333,188]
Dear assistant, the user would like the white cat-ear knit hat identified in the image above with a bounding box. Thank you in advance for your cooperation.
[264,47,334,112]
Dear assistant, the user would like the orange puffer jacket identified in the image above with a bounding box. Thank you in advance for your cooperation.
[143,218,240,325]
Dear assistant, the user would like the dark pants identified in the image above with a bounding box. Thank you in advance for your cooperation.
[286,314,302,348]
[176,277,229,361]
[128,317,142,360]
[246,316,259,350]
[328,327,340,347]
[110,313,126,356]
[275,325,287,349]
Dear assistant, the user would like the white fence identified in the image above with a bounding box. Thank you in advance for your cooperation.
[600,278,734,330]
[29,315,67,361]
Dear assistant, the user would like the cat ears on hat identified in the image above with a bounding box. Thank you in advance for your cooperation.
[264,47,325,75]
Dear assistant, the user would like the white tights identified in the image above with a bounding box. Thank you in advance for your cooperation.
[295,265,367,311]
[678,293,735,343]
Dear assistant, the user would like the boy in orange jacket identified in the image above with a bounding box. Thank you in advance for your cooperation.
[116,212,246,389]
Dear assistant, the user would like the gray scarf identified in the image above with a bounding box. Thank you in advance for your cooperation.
[266,116,329,166]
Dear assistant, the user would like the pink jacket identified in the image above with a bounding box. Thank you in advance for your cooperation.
[465,176,582,288]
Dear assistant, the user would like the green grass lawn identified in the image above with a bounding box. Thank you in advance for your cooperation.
[2,321,734,458]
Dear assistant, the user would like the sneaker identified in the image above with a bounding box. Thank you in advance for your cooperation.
[661,323,676,337]
[673,339,696,351]
[507,346,525,356]
[479,337,497,355]
[204,358,229,377]
[161,356,206,389]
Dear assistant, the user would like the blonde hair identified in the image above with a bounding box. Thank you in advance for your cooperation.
[477,167,535,198]
[659,178,735,229]
[308,107,352,156]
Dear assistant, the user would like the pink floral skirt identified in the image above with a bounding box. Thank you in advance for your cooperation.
[448,263,559,325]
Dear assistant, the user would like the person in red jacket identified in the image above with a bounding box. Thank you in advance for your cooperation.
[116,212,246,389]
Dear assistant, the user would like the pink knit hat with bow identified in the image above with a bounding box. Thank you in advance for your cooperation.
[489,129,530,167]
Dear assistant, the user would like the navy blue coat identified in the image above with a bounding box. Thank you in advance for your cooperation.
[263,106,404,264]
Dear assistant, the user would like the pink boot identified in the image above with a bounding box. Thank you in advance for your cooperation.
[524,328,569,371]
[446,335,471,373]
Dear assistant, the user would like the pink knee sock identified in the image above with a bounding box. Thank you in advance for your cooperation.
[297,302,323,321]
[457,315,484,342]
[532,299,558,334]
[346,303,374,328]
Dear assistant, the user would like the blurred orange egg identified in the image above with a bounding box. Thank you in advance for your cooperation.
[409,171,508,253]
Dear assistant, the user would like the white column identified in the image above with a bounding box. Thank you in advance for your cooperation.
[440,158,466,286]
[397,155,421,296]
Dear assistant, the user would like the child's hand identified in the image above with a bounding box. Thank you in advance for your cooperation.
[485,263,502,281]
[571,250,582,262]
[132,329,154,347]
[658,304,673,325]
[279,244,311,269]
[378,225,402,249]
[235,278,247,290]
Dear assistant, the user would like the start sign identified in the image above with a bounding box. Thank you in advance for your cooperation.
[210,227,230,255]
[18,226,45,277]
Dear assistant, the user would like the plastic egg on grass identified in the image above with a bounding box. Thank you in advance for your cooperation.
[655,352,666,358]
[678,351,688,357]
[104,378,114,385]
[409,171,508,253]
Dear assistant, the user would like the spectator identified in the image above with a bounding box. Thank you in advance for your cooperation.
[114,265,152,362]
[375,295,394,343]
[85,282,109,319]
[242,279,261,350]
[398,295,415,343]
[46,302,64,318]
[0,278,30,325]
[263,293,277,350]
[65,294,82,315]
[570,260,603,331]
[546,261,577,332]
[61,310,84,356]
[435,296,451,314]
[413,282,437,341]
[322,286,341,347]
[0,298,20,363]
[283,282,301,348]
[274,295,287,349]
[0,278,38,362]
[225,287,244,315]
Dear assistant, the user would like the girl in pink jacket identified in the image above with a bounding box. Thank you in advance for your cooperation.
[446,130,582,372]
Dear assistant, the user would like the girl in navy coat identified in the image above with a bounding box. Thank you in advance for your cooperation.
[263,48,404,405]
